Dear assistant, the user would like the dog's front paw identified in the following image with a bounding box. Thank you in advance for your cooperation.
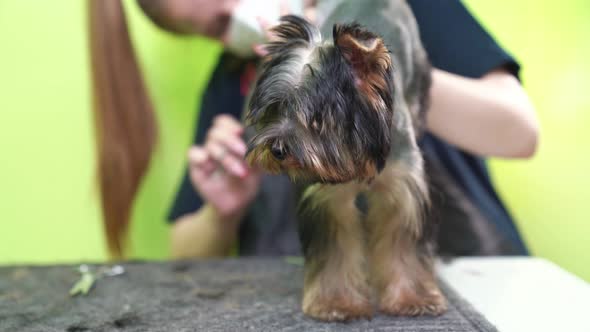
[303,291,372,322]
[303,296,372,322]
[380,284,447,316]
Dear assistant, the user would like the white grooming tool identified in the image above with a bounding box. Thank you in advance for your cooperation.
[225,0,305,57]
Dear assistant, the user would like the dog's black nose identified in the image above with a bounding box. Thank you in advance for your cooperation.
[271,145,286,160]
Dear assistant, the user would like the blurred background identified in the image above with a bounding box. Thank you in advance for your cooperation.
[0,1,588,281]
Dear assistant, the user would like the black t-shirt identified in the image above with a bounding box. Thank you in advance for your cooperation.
[168,0,529,256]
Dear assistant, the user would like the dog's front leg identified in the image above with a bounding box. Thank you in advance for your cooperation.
[366,156,447,316]
[297,182,371,321]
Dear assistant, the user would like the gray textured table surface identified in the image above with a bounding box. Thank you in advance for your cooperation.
[0,258,498,332]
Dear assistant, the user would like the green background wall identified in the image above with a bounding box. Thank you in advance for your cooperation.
[0,1,588,281]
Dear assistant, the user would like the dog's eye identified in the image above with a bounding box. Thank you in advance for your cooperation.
[271,142,289,161]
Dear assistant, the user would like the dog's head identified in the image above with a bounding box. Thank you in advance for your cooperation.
[245,16,394,184]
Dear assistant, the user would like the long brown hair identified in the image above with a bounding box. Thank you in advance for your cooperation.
[88,0,157,257]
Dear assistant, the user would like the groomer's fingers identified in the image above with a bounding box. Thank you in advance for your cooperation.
[255,15,280,57]
[253,16,275,58]
[213,114,244,135]
[279,0,291,16]
[188,146,208,165]
[188,146,216,178]
[304,7,316,23]
[204,140,248,178]
[219,152,248,178]
[253,44,269,57]
[256,0,297,45]
[256,16,276,41]
[207,127,248,157]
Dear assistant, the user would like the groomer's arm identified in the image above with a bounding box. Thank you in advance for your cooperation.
[171,205,241,258]
[427,68,539,158]
[170,115,261,259]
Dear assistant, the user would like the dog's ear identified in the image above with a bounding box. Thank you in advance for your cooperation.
[333,24,392,105]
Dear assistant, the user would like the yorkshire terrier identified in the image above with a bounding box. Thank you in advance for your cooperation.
[244,0,447,321]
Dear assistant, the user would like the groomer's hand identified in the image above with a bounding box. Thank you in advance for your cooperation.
[253,0,317,56]
[188,115,261,220]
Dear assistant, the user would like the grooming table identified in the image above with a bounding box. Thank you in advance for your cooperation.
[1,257,587,331]
[437,257,590,332]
